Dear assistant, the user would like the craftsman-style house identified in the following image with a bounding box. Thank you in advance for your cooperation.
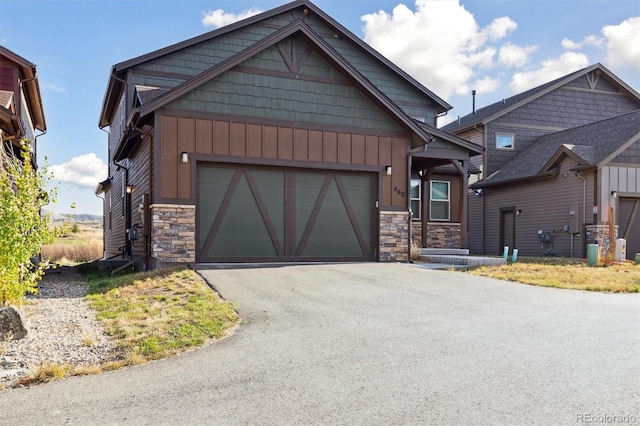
[443,64,640,260]
[0,45,46,164]
[96,0,481,268]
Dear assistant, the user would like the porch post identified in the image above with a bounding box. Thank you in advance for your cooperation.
[451,159,468,249]
[420,167,435,247]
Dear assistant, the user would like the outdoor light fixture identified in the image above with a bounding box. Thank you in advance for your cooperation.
[516,209,522,216]
[126,185,133,194]
[181,152,189,163]
[385,166,392,176]
[611,191,618,198]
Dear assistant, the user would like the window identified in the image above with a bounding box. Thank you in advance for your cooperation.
[496,133,514,150]
[430,181,450,221]
[410,179,420,220]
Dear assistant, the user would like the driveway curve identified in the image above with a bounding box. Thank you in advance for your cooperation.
[0,263,638,425]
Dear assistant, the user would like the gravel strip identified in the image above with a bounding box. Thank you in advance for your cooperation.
[0,266,121,388]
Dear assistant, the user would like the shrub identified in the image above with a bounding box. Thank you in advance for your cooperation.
[0,141,56,306]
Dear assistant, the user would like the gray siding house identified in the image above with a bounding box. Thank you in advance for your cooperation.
[443,64,640,260]
[96,0,480,268]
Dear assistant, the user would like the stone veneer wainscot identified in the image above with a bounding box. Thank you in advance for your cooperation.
[379,211,409,262]
[425,222,462,249]
[150,204,196,267]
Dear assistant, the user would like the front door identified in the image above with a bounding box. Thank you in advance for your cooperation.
[500,207,515,254]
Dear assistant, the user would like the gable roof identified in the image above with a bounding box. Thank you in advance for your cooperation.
[0,45,46,132]
[99,0,451,128]
[473,109,640,188]
[443,63,640,134]
[121,20,481,160]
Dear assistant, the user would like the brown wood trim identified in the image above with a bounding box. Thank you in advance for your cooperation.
[160,108,407,138]
[295,173,333,256]
[276,42,295,73]
[200,168,243,258]
[245,169,285,257]
[335,174,368,255]
[191,153,384,173]
[284,171,296,257]
[298,47,313,72]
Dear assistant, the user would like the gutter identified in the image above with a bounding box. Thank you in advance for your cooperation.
[471,166,561,189]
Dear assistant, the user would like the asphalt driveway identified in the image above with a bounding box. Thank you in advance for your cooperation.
[1,263,638,425]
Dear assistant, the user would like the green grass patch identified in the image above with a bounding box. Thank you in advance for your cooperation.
[465,257,640,292]
[79,264,239,362]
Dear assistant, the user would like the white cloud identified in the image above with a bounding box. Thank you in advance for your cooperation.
[361,1,518,100]
[202,8,262,28]
[47,83,65,93]
[51,153,107,189]
[456,75,501,97]
[602,17,640,69]
[509,52,589,93]
[561,38,581,50]
[499,43,537,68]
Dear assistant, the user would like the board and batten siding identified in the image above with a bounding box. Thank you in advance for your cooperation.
[478,158,596,257]
[158,114,409,209]
[600,164,640,220]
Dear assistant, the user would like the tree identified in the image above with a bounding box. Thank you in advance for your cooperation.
[0,140,56,306]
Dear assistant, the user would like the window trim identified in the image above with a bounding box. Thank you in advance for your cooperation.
[495,132,515,150]
[429,180,450,222]
[410,178,421,220]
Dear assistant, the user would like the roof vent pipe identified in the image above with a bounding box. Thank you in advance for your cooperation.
[472,89,476,114]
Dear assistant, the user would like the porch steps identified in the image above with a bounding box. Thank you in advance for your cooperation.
[417,248,506,268]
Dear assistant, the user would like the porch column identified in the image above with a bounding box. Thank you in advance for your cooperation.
[451,159,468,249]
[420,167,435,247]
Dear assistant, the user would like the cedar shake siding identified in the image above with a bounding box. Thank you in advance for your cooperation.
[484,76,640,176]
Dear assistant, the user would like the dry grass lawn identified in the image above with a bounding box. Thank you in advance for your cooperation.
[466,260,640,292]
[41,221,103,264]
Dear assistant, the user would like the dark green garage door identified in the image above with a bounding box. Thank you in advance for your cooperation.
[197,164,377,262]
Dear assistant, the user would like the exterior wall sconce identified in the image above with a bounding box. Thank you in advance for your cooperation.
[126,185,133,194]
[516,209,522,216]
[611,191,617,198]
[181,152,189,163]
[385,166,392,176]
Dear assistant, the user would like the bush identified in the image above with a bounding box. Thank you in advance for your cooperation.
[0,141,56,305]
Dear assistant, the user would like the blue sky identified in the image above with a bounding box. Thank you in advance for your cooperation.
[1,0,638,216]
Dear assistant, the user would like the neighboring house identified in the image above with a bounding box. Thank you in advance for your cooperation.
[0,46,46,164]
[96,0,481,268]
[442,64,640,260]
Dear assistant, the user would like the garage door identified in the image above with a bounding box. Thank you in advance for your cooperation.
[619,198,639,260]
[196,164,377,262]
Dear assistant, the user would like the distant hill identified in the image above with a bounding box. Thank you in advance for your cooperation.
[45,210,103,222]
